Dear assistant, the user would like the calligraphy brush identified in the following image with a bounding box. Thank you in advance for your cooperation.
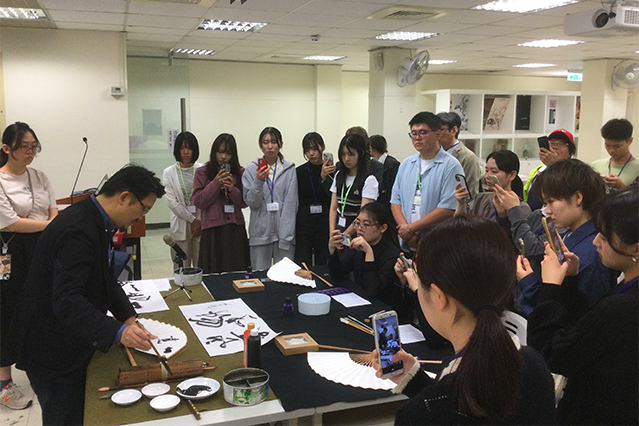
[347,315,373,333]
[135,320,173,375]
[301,262,333,287]
[340,317,373,335]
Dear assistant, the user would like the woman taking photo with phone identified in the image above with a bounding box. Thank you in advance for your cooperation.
[454,149,529,219]
[0,122,57,410]
[372,216,556,424]
[243,127,298,270]
[329,133,378,237]
[295,132,334,266]
[328,202,399,307]
[162,131,203,269]
[192,133,249,273]
[528,186,638,424]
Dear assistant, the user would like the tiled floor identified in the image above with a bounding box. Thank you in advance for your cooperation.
[1,228,395,426]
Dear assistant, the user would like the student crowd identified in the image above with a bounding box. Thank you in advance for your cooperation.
[0,113,636,425]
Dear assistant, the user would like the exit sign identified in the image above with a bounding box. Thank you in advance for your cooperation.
[567,73,582,81]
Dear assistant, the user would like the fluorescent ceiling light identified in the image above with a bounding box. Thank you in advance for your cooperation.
[518,39,583,48]
[375,32,439,41]
[429,60,457,65]
[514,63,556,68]
[302,55,346,61]
[0,7,46,20]
[173,49,217,56]
[474,0,577,13]
[198,19,266,32]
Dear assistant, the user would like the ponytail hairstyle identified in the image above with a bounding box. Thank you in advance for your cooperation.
[258,127,284,162]
[358,202,399,248]
[335,133,370,193]
[206,133,242,181]
[302,132,325,160]
[486,150,524,199]
[1,122,41,167]
[595,185,638,254]
[415,215,522,421]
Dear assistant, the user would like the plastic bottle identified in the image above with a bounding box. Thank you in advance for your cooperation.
[246,328,261,369]
[243,323,255,368]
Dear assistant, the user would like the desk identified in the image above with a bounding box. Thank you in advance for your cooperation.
[85,267,450,425]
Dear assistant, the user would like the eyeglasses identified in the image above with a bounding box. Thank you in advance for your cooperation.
[408,129,437,139]
[353,219,377,230]
[549,141,568,149]
[19,144,41,154]
[133,194,152,216]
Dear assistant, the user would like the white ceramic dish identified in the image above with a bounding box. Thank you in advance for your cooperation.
[150,394,180,412]
[176,377,220,401]
[174,267,203,287]
[141,383,171,399]
[111,389,142,406]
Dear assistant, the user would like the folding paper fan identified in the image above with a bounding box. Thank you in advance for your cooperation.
[267,257,316,288]
[307,352,395,390]
[135,318,187,360]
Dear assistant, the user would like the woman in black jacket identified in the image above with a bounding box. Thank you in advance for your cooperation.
[527,185,638,425]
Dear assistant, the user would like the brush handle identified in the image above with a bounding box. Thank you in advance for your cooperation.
[123,345,137,367]
[302,262,334,287]
[318,344,370,354]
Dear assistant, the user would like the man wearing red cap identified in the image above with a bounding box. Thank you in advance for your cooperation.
[524,129,576,211]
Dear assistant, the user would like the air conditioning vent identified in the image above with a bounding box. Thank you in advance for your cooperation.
[368,6,445,21]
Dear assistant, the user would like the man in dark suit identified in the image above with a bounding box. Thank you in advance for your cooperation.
[12,164,165,425]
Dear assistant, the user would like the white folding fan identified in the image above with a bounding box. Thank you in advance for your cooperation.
[135,318,188,360]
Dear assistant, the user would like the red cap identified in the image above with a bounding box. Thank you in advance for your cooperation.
[548,129,574,145]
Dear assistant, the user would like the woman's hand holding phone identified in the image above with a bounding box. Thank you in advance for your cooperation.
[492,184,520,211]
[454,182,470,203]
[328,229,345,255]
[256,160,269,181]
[516,255,533,281]
[320,159,336,181]
[371,349,416,384]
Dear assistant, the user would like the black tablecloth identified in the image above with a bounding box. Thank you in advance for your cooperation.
[204,266,452,412]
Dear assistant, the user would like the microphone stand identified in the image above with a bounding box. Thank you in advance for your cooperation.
[163,255,192,301]
[70,137,89,203]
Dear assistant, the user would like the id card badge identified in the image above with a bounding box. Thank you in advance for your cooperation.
[0,254,11,280]
[224,204,235,213]
[267,202,280,212]
[310,204,323,214]
[411,195,422,223]
[187,205,196,214]
[338,216,346,228]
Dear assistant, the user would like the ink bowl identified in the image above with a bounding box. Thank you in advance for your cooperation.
[176,377,220,401]
[142,383,170,399]
[173,267,203,287]
[111,389,142,406]
[150,394,180,412]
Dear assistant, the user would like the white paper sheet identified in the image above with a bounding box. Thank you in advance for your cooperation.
[331,292,371,308]
[121,280,170,314]
[179,299,278,357]
[267,257,316,288]
[399,324,425,345]
[153,278,172,292]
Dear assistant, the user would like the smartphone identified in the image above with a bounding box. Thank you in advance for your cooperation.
[541,217,565,263]
[455,174,471,200]
[341,233,351,247]
[399,254,412,271]
[323,152,334,165]
[537,136,550,151]
[258,158,267,169]
[373,311,403,379]
[488,175,500,186]
[219,163,231,174]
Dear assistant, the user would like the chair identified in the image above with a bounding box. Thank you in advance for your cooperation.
[502,310,527,346]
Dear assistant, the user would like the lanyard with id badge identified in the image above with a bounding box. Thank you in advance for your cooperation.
[411,170,423,223]
[179,164,197,214]
[266,161,279,212]
[308,162,323,215]
[0,170,34,280]
[338,183,353,228]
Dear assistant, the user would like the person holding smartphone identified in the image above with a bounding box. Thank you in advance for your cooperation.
[515,159,617,315]
[591,118,637,194]
[371,216,556,424]
[162,131,203,270]
[192,133,249,273]
[527,186,638,424]
[294,132,334,266]
[243,127,298,270]
[454,149,530,220]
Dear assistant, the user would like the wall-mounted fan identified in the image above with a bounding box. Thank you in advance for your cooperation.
[612,60,639,89]
[397,50,430,87]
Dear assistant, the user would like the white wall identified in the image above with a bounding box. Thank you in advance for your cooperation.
[0,28,129,199]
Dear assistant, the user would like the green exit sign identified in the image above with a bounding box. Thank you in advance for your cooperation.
[567,73,582,81]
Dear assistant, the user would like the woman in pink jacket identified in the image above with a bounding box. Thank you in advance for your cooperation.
[192,133,249,273]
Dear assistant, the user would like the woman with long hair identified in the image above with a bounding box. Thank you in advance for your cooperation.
[0,122,58,410]
[242,127,298,270]
[192,133,249,273]
[373,216,556,424]
[528,185,638,424]
[329,133,378,237]
[162,131,203,269]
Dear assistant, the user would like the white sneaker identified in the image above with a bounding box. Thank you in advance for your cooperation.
[0,382,32,410]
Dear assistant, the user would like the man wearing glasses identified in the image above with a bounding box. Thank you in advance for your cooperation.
[390,112,463,252]
[12,164,165,425]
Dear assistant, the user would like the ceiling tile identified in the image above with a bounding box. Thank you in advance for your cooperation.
[40,0,126,13]
[47,10,125,25]
[127,1,209,18]
[126,14,200,29]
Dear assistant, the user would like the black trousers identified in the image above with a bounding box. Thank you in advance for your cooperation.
[27,369,86,426]
[294,213,329,266]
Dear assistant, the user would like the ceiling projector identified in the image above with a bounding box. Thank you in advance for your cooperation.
[564,5,639,36]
